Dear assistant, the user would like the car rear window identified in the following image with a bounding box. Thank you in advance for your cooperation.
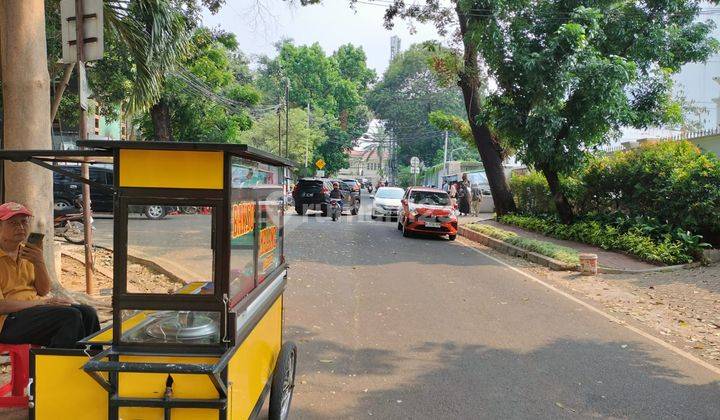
[376,188,404,199]
[298,179,325,190]
[409,191,450,206]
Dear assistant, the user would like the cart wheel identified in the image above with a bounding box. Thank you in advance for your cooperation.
[448,234,457,241]
[269,342,297,420]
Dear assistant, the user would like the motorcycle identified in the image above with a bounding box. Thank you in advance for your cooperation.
[54,197,92,244]
[180,206,199,215]
[366,184,373,194]
[329,198,342,221]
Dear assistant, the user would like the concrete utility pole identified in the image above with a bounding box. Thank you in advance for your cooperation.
[305,102,310,168]
[443,130,449,180]
[75,0,95,294]
[0,1,58,281]
[284,78,290,158]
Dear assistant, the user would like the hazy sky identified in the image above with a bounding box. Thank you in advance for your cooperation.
[201,0,442,74]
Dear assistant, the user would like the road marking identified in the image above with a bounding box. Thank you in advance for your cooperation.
[461,240,720,377]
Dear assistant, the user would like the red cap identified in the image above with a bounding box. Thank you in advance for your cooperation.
[0,202,33,221]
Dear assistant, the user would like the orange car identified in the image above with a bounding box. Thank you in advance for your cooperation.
[398,187,458,240]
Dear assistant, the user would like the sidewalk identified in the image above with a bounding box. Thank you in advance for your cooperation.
[473,219,657,271]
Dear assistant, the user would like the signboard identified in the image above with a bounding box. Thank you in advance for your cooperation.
[410,167,420,174]
[60,0,104,63]
[315,159,326,170]
[316,170,325,177]
[410,156,420,167]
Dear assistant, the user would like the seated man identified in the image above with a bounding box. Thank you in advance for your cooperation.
[0,202,99,348]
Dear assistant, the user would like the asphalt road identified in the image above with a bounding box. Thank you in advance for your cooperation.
[89,194,720,418]
[282,194,720,419]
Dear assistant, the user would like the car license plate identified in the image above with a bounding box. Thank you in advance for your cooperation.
[425,221,440,228]
[303,193,313,197]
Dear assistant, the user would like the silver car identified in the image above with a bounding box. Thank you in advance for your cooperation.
[371,187,405,220]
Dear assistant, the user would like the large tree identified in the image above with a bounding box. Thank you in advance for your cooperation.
[467,0,717,222]
[367,43,465,168]
[138,28,259,142]
[341,0,519,214]
[0,1,56,282]
[256,41,373,173]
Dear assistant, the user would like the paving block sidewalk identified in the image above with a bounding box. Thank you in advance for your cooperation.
[472,219,658,271]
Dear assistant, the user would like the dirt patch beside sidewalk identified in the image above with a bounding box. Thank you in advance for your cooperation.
[541,266,720,366]
[61,243,185,295]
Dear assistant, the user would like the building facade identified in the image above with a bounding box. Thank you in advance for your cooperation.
[338,149,390,185]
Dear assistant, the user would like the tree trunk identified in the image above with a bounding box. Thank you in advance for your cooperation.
[456,6,516,215]
[0,0,58,282]
[150,98,173,141]
[541,167,574,223]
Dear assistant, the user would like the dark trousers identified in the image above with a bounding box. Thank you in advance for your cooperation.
[0,304,100,348]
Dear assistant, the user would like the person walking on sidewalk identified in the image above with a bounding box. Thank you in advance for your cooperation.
[457,174,472,216]
[471,185,483,216]
[0,202,100,348]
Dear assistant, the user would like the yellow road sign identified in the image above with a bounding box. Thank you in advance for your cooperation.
[316,159,326,169]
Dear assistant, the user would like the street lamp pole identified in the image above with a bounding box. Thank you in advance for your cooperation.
[442,130,448,186]
[305,102,310,168]
[284,78,290,158]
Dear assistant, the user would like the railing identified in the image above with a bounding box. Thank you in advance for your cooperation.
[597,127,720,154]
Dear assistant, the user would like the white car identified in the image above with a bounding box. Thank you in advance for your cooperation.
[371,187,405,220]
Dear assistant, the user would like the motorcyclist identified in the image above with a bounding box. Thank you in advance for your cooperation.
[329,182,343,218]
[329,182,343,200]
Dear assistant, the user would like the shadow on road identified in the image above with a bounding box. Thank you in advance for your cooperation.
[289,336,720,419]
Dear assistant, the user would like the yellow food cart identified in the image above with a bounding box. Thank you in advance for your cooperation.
[0,140,297,420]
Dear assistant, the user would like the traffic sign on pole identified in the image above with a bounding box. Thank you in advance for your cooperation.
[316,159,326,170]
[410,156,420,168]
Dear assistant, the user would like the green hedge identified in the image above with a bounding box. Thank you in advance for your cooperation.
[467,223,580,265]
[508,141,720,246]
[499,214,697,265]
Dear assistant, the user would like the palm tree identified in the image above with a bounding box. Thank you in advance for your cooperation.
[361,125,390,180]
[105,0,191,129]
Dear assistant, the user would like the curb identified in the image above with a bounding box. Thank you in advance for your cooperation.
[459,225,701,274]
[458,226,578,271]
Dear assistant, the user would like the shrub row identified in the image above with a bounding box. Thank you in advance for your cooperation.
[467,223,580,265]
[499,214,696,265]
[508,141,720,246]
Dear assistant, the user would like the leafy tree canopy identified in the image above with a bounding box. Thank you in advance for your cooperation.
[237,107,327,169]
[138,27,260,142]
[256,40,374,173]
[367,43,466,167]
[466,0,718,175]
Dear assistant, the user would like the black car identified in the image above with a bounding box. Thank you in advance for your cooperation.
[339,179,361,210]
[53,166,171,220]
[292,178,359,216]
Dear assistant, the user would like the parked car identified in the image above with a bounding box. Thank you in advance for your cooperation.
[398,187,458,240]
[292,178,333,216]
[53,166,171,219]
[371,187,404,220]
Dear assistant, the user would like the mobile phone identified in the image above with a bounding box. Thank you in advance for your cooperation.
[27,232,45,245]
